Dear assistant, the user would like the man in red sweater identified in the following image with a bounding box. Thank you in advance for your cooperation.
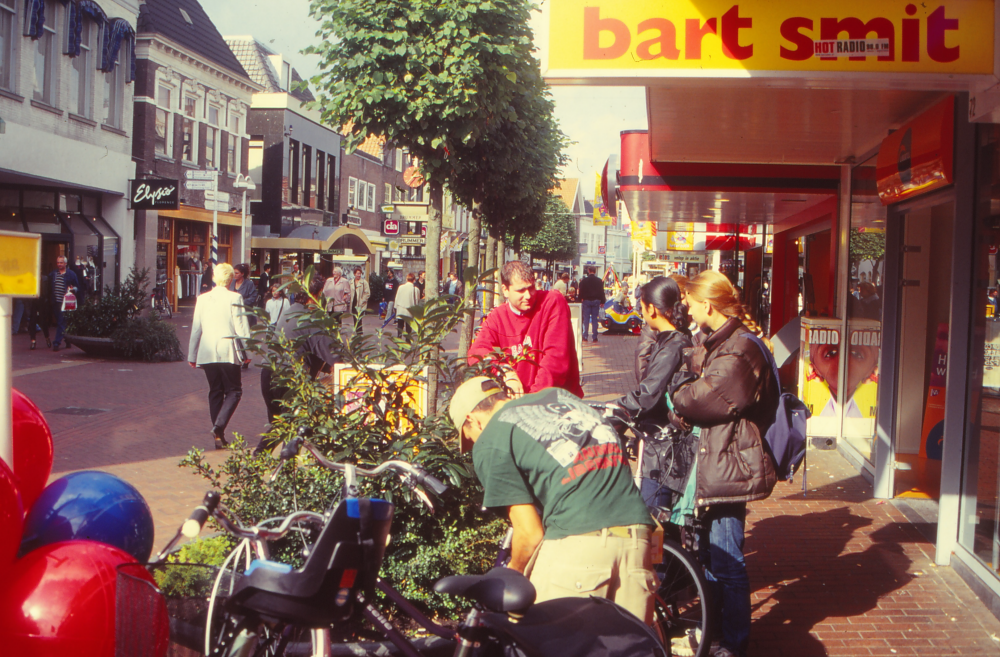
[469,261,583,397]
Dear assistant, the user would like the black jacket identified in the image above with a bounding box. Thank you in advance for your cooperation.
[578,274,606,303]
[672,318,779,506]
[634,325,657,382]
[619,329,691,424]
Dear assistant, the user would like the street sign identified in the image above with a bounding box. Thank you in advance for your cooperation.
[185,170,216,181]
[388,240,400,251]
[204,189,230,202]
[0,231,41,297]
[398,236,425,246]
[656,252,706,264]
[204,200,228,211]
[185,180,213,191]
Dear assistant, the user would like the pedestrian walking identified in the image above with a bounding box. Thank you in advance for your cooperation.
[394,272,420,338]
[188,263,252,450]
[200,262,214,293]
[231,263,258,327]
[578,266,606,343]
[49,256,80,352]
[350,267,370,333]
[257,263,272,305]
[448,378,656,622]
[264,284,288,325]
[382,269,399,327]
[323,267,351,315]
[414,270,426,299]
[27,273,51,350]
[671,269,779,657]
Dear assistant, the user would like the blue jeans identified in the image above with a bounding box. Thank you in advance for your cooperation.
[698,503,750,657]
[640,476,673,509]
[52,308,67,347]
[12,299,24,334]
[582,299,601,340]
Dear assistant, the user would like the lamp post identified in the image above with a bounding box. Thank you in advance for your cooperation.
[233,174,257,264]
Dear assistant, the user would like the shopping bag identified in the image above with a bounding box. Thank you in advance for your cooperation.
[62,291,77,312]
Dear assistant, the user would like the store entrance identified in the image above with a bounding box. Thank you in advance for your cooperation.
[892,200,955,502]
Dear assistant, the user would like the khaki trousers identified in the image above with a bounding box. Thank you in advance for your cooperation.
[524,525,656,624]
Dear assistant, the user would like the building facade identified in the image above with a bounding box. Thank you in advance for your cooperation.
[0,0,139,294]
[131,0,257,309]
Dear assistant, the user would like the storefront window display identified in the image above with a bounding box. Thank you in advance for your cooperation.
[844,156,887,462]
[959,124,1000,579]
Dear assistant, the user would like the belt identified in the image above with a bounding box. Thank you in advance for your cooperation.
[579,525,651,539]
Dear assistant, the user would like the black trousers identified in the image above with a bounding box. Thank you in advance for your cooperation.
[203,363,243,432]
[260,366,289,425]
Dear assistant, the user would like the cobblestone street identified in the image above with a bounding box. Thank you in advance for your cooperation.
[11,311,1000,655]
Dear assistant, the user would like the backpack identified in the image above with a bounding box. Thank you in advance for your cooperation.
[743,334,811,490]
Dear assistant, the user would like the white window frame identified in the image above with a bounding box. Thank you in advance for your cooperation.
[102,39,127,129]
[154,83,174,156]
[33,0,57,105]
[208,104,220,126]
[385,183,392,204]
[366,181,376,212]
[228,111,242,137]
[69,17,95,118]
[347,177,357,208]
[181,94,199,162]
[0,0,17,92]
[226,132,239,173]
[394,148,403,172]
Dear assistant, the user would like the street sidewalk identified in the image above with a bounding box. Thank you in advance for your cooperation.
[11,318,1000,655]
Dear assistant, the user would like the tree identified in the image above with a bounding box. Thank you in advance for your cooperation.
[850,228,886,284]
[518,195,578,268]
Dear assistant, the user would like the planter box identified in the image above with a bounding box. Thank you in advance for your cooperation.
[65,335,141,359]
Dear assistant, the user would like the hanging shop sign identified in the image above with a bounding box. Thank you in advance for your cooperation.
[383,218,400,235]
[129,179,179,210]
[0,230,41,297]
[876,96,954,205]
[542,2,994,80]
[398,236,425,246]
[657,252,706,264]
[343,209,362,226]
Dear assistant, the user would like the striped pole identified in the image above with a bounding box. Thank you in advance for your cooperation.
[211,169,219,265]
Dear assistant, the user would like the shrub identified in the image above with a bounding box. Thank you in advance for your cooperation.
[369,272,385,307]
[66,267,183,362]
[154,535,234,598]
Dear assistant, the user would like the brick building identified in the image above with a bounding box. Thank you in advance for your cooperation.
[131,0,258,309]
[0,0,138,293]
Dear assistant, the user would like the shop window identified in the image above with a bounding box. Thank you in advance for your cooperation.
[70,18,95,118]
[960,124,1000,579]
[0,188,21,232]
[327,154,337,211]
[0,0,14,92]
[205,126,217,168]
[102,40,126,129]
[33,0,57,104]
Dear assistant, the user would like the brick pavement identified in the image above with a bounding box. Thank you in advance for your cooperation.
[10,318,1000,655]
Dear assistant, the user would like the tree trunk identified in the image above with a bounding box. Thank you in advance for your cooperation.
[496,238,506,307]
[424,183,443,414]
[457,206,482,360]
[483,234,497,313]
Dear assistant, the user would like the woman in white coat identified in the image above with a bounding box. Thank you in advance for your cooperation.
[394,272,421,339]
[188,263,251,449]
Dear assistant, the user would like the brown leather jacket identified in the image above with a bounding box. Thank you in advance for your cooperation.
[672,317,778,507]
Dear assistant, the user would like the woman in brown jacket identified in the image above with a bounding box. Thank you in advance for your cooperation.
[672,270,779,657]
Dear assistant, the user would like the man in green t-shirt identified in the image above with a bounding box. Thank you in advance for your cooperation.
[449,377,656,622]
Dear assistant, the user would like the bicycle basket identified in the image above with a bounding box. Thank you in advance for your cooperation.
[116,562,242,657]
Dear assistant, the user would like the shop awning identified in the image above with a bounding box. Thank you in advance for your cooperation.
[251,225,375,255]
[158,205,245,227]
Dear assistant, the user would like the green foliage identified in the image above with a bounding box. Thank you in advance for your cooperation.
[180,267,506,617]
[111,317,184,362]
[850,228,885,263]
[307,0,568,242]
[154,535,234,597]
[516,194,578,263]
[67,267,149,337]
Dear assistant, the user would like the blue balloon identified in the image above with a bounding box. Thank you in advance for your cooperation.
[19,471,155,562]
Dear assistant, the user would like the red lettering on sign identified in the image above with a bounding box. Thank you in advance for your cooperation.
[721,5,753,60]
[684,17,717,60]
[927,6,959,62]
[637,18,680,60]
[583,7,630,60]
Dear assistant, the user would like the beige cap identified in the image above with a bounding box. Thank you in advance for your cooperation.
[448,377,502,452]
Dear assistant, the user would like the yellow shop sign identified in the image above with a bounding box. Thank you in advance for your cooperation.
[543,1,994,77]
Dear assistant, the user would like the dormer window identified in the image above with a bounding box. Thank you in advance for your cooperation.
[179,8,193,25]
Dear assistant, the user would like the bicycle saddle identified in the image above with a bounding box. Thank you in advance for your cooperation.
[434,566,536,614]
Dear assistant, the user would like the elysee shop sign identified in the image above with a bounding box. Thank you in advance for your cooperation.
[129,179,180,210]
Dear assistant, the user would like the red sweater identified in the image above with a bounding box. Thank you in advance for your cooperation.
[468,290,583,397]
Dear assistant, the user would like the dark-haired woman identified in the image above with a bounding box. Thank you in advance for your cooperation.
[613,275,693,508]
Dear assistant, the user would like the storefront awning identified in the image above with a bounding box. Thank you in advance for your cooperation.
[158,205,245,227]
[251,225,375,255]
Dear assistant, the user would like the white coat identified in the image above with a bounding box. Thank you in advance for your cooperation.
[188,286,251,365]
[394,282,420,318]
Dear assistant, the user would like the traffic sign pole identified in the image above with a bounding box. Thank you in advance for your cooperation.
[211,170,219,266]
[0,297,11,467]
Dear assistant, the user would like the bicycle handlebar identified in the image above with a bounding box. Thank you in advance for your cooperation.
[181,491,221,538]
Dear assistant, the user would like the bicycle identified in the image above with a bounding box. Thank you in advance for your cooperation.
[145,428,665,657]
[152,281,172,319]
[592,402,716,657]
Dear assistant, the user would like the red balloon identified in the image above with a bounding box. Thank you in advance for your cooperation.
[0,541,168,657]
[0,458,24,576]
[12,388,54,512]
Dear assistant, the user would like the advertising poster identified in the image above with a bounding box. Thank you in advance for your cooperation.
[593,173,612,226]
[798,318,880,438]
[667,229,694,251]
[919,324,948,460]
[333,364,428,432]
[983,322,1000,393]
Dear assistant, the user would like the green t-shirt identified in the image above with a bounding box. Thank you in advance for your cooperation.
[472,388,653,540]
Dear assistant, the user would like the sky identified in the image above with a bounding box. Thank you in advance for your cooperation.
[199,0,648,202]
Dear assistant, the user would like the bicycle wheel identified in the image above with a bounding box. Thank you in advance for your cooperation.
[162,299,172,319]
[214,613,289,657]
[652,539,714,657]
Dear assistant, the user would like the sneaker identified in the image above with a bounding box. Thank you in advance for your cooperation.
[582,337,588,342]
[669,628,702,657]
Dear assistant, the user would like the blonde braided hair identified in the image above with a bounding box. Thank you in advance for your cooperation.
[686,270,771,347]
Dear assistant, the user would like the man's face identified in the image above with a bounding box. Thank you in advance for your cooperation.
[419,273,425,282]
[56,257,67,273]
[354,270,362,280]
[333,271,341,281]
[503,274,537,312]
